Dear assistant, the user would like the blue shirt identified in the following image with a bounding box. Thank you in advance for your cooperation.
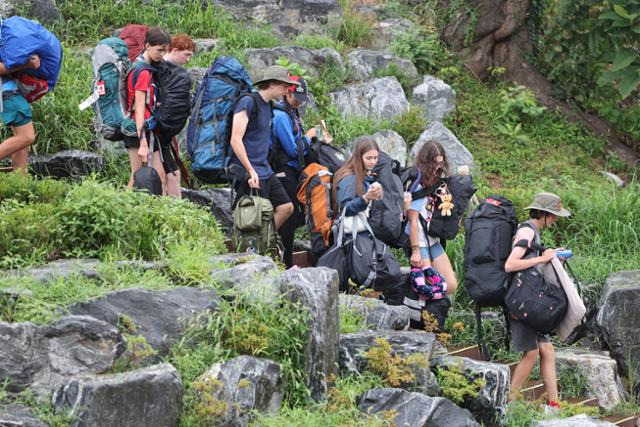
[1,78,17,91]
[271,104,310,171]
[336,174,371,217]
[230,93,273,179]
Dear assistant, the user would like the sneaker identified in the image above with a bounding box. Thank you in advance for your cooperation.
[542,401,561,416]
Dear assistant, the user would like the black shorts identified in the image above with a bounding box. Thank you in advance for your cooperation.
[510,318,551,353]
[234,173,291,208]
[123,132,178,174]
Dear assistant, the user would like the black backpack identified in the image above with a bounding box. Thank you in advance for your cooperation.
[463,195,517,359]
[368,151,405,247]
[308,142,347,173]
[154,61,192,137]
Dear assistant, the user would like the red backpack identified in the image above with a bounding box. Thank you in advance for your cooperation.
[119,24,148,63]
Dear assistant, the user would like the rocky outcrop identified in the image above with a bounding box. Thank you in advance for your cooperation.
[346,49,419,82]
[209,254,280,300]
[350,130,408,167]
[370,18,417,51]
[535,414,617,426]
[277,267,339,402]
[0,404,47,427]
[431,356,510,424]
[53,363,183,427]
[69,287,219,357]
[596,271,640,385]
[193,38,218,53]
[359,388,480,427]
[245,46,344,79]
[412,75,456,123]
[1,0,60,22]
[6,259,101,283]
[330,77,410,123]
[182,188,233,233]
[198,356,283,426]
[211,0,342,38]
[410,122,475,173]
[0,316,125,399]
[339,294,410,331]
[29,150,105,179]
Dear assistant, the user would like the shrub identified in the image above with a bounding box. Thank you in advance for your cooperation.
[334,0,374,48]
[436,362,486,405]
[391,30,448,74]
[393,106,427,144]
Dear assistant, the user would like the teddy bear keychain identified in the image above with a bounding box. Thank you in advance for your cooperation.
[435,184,454,216]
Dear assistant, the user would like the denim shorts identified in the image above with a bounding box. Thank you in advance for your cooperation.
[0,93,32,127]
[420,242,445,261]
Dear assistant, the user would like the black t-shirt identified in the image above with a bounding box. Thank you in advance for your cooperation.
[230,93,273,179]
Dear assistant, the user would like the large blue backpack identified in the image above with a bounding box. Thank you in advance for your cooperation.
[186,56,255,184]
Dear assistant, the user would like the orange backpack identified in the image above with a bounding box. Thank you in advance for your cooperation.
[297,163,334,246]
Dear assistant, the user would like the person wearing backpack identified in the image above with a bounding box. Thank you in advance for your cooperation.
[404,141,458,330]
[229,65,299,230]
[162,34,196,198]
[270,76,319,267]
[505,192,571,412]
[124,27,178,193]
[0,55,41,175]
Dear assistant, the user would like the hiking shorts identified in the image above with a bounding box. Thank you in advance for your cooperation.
[234,173,291,209]
[0,93,32,127]
[123,133,178,174]
[420,243,445,261]
[510,317,551,353]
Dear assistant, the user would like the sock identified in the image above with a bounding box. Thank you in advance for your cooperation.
[547,400,560,408]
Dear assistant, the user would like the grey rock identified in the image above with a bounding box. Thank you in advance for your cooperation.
[555,349,623,410]
[69,287,218,358]
[330,77,410,123]
[5,259,101,284]
[0,316,125,398]
[53,363,183,427]
[410,122,475,173]
[359,388,479,427]
[293,239,312,252]
[186,66,208,90]
[350,130,407,166]
[596,271,640,387]
[431,356,510,424]
[0,404,47,427]
[212,0,342,38]
[535,414,616,426]
[346,49,419,82]
[194,38,219,53]
[339,294,410,331]
[370,18,417,51]
[277,267,339,402]
[182,187,233,233]
[412,75,456,123]
[245,46,344,79]
[601,171,625,188]
[209,254,280,300]
[3,0,60,22]
[340,330,436,374]
[198,356,283,426]
[29,150,105,179]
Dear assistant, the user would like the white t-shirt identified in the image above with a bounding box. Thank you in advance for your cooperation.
[404,185,440,247]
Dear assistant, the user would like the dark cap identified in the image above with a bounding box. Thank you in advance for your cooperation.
[288,76,309,103]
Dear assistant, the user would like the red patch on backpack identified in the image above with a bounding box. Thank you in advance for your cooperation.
[17,74,49,103]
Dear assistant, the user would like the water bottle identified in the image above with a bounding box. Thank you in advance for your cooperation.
[247,239,257,254]
[556,249,573,259]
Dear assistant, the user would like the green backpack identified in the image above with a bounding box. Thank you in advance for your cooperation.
[232,194,282,259]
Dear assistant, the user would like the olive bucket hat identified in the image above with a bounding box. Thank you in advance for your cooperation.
[525,192,571,217]
[253,65,301,86]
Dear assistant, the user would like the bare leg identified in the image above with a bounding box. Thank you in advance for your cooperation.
[0,123,35,167]
[539,342,559,402]
[274,202,294,230]
[510,349,539,401]
[127,147,142,189]
[166,170,181,198]
[151,151,167,195]
[11,146,30,176]
[431,252,458,294]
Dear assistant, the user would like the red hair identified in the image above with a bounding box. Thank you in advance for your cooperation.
[170,34,196,52]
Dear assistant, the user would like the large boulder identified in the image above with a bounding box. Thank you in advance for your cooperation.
[29,150,105,179]
[209,254,280,301]
[0,404,47,427]
[1,0,60,22]
[412,75,456,123]
[431,356,510,424]
[245,46,344,79]
[0,316,125,398]
[193,38,219,53]
[410,122,475,172]
[535,414,617,427]
[182,188,233,233]
[69,287,219,357]
[555,349,623,410]
[359,388,479,427]
[330,77,410,123]
[339,294,410,331]
[53,363,183,427]
[198,356,283,426]
[346,49,419,83]
[350,130,408,167]
[370,18,417,51]
[596,271,640,384]
[276,267,339,402]
[211,0,341,38]
[5,259,101,284]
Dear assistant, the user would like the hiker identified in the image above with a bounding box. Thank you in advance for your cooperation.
[229,65,298,230]
[404,141,458,330]
[162,33,196,198]
[505,192,571,411]
[0,55,41,175]
[271,76,318,267]
[124,27,178,194]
